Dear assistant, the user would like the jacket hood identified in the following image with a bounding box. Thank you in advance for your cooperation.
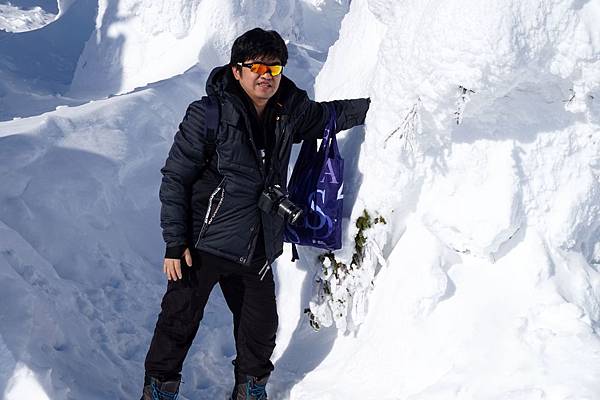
[205,65,299,112]
[205,65,234,97]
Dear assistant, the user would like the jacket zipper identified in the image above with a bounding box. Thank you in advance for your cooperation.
[195,178,226,246]
[277,115,290,162]
[242,222,261,264]
[263,115,288,187]
[246,132,265,179]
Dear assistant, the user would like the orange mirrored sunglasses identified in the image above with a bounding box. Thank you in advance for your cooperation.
[237,62,284,77]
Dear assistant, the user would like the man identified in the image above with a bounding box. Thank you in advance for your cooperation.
[142,28,370,400]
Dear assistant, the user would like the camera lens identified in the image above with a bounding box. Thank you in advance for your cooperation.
[277,198,304,226]
[288,208,303,225]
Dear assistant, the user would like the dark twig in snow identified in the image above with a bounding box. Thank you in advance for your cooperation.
[384,97,421,151]
[563,88,576,105]
[455,86,475,125]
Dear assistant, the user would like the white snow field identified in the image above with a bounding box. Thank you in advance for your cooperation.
[1,0,600,399]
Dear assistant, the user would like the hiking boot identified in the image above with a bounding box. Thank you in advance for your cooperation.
[230,375,269,400]
[141,375,180,400]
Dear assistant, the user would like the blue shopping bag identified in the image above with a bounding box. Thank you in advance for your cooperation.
[285,104,344,254]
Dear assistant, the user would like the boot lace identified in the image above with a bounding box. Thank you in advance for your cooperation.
[247,380,267,400]
[151,382,179,400]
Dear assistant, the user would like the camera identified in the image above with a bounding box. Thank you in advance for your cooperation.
[258,185,304,226]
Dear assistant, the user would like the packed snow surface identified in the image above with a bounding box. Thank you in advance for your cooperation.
[1,0,599,399]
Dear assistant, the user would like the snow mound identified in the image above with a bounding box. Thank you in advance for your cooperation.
[69,0,350,98]
[0,4,56,33]
[0,0,97,121]
[292,0,600,398]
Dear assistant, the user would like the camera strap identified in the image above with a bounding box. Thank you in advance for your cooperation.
[291,243,299,262]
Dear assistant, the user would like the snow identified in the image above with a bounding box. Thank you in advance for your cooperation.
[4,363,51,400]
[0,4,56,33]
[0,0,98,121]
[1,0,600,399]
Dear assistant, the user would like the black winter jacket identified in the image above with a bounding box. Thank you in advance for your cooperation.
[160,65,370,266]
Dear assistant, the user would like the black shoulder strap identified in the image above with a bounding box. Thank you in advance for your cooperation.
[201,95,220,145]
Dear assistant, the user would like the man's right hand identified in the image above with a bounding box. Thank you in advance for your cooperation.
[164,248,193,281]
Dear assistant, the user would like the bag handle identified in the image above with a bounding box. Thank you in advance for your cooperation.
[320,103,338,159]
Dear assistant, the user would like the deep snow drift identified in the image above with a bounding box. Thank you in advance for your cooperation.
[1,0,600,399]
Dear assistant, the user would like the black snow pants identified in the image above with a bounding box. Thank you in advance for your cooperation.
[144,249,278,383]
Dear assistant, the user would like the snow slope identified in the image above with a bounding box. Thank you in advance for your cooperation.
[1,0,600,399]
[0,67,208,399]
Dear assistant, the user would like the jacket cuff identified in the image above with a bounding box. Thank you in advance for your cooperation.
[165,245,187,259]
[363,98,371,122]
[350,97,370,126]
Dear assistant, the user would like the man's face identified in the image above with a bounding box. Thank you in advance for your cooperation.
[232,56,282,105]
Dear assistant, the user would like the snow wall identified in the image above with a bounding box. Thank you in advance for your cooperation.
[291,0,600,399]
[0,0,600,399]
